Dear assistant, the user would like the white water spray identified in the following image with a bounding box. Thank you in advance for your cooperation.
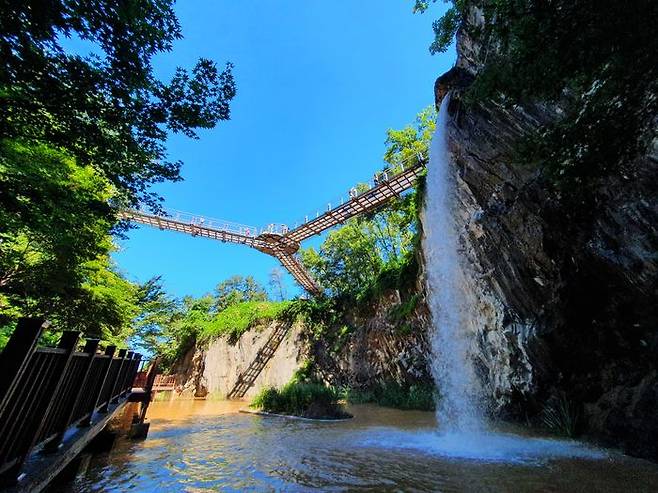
[388,93,608,463]
[423,94,483,433]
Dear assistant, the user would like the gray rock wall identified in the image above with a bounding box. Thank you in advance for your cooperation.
[173,322,306,400]
[433,3,658,459]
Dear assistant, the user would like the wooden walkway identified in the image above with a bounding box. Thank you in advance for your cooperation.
[122,156,426,295]
[0,319,142,490]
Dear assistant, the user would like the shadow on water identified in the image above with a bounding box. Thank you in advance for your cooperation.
[61,401,658,492]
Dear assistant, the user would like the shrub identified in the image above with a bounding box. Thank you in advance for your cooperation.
[344,382,435,411]
[200,301,291,343]
[251,381,350,419]
[540,392,582,438]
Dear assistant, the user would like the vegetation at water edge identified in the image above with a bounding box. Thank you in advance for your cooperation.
[251,381,351,420]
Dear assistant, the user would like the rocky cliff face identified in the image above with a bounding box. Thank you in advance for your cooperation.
[309,289,433,390]
[435,5,658,459]
[171,289,435,402]
[172,321,306,399]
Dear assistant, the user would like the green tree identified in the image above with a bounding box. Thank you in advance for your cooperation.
[300,106,434,298]
[383,105,435,170]
[0,140,113,320]
[130,276,178,355]
[0,0,236,210]
[156,295,215,369]
[302,220,383,297]
[213,275,268,312]
[0,1,237,341]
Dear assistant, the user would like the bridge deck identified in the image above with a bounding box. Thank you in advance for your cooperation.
[275,252,321,295]
[286,162,425,243]
[122,157,425,295]
[121,211,268,251]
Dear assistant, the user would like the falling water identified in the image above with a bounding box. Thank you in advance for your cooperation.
[413,94,609,463]
[423,94,483,433]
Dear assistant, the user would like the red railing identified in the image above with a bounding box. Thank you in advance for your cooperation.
[133,372,176,390]
[153,374,176,390]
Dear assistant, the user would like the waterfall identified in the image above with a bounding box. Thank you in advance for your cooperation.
[423,94,483,433]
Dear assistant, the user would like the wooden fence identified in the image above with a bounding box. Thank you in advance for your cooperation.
[0,318,142,485]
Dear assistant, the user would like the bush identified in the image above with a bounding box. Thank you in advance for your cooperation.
[251,381,350,419]
[540,392,582,438]
[343,382,436,411]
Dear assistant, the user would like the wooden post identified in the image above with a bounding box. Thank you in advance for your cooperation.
[0,319,49,415]
[43,339,99,452]
[110,349,128,404]
[96,346,118,414]
[139,358,160,422]
[129,354,142,395]
[128,357,159,440]
[120,351,135,396]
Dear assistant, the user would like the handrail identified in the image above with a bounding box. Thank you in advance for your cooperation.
[0,318,141,486]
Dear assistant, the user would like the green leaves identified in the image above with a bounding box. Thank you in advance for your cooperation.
[384,106,436,171]
[429,7,461,54]
[0,0,236,210]
[417,0,658,186]
[0,1,238,348]
[302,221,383,297]
[0,139,173,347]
[130,275,282,369]
[214,275,268,312]
[0,140,114,320]
[201,301,291,343]
[300,106,434,300]
[412,0,466,53]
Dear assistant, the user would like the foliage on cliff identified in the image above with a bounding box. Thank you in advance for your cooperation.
[287,109,434,402]
[201,301,291,343]
[135,275,287,370]
[0,0,236,345]
[416,0,658,187]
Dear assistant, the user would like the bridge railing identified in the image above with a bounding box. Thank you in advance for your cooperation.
[153,374,177,390]
[288,152,426,231]
[131,208,260,238]
[0,318,141,485]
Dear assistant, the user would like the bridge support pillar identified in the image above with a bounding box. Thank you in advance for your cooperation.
[128,421,150,440]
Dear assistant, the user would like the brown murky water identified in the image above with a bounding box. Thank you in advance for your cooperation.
[65,400,658,492]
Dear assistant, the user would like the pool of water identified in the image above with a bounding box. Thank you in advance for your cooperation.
[66,401,658,492]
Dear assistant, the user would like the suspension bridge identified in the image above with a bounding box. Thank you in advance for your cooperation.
[122,155,426,295]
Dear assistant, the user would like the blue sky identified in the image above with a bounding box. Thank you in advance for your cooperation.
[113,0,455,299]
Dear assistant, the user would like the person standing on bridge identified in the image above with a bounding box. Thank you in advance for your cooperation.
[349,187,358,199]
